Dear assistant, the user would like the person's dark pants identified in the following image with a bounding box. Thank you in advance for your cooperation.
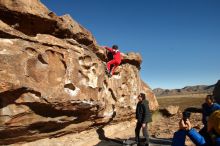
[135,122,149,144]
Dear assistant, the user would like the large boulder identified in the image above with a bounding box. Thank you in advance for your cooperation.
[0,0,50,17]
[0,0,159,145]
[0,0,96,46]
[160,106,179,116]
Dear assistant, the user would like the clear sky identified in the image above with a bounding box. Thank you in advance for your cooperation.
[41,0,220,89]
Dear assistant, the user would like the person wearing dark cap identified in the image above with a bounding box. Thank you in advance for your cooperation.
[135,93,152,146]
[201,95,220,127]
[103,45,121,76]
[200,95,220,143]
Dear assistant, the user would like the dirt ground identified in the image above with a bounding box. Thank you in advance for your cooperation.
[15,95,206,146]
[94,95,206,146]
[157,94,206,110]
[149,94,206,146]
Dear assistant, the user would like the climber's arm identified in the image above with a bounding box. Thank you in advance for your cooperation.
[104,46,114,53]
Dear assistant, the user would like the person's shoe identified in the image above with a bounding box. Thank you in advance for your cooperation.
[105,69,111,77]
[135,137,140,143]
[109,70,113,76]
[143,138,147,142]
[143,138,149,146]
[105,70,108,75]
[108,71,112,77]
[107,72,112,77]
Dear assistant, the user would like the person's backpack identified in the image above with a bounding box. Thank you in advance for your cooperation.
[107,51,113,61]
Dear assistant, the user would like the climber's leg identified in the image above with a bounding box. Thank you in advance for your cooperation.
[110,62,119,75]
[107,60,116,73]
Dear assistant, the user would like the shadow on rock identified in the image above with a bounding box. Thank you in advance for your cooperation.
[95,105,125,145]
[184,107,202,113]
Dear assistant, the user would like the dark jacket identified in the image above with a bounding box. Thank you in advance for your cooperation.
[136,99,152,123]
[172,128,220,146]
[202,103,220,126]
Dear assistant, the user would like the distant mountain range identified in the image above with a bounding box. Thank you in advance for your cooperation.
[153,84,215,97]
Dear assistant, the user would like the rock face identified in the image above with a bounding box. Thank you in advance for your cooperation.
[213,80,220,104]
[0,0,158,145]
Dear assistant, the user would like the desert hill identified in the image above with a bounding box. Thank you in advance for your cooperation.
[153,84,215,97]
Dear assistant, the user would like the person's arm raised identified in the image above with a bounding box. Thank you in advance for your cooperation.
[103,46,114,52]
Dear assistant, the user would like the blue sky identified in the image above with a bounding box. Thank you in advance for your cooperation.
[41,0,220,89]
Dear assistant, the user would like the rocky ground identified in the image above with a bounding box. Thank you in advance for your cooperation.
[12,110,202,146]
[150,112,202,146]
[12,95,204,146]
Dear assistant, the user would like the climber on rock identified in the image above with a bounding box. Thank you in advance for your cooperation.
[103,45,121,77]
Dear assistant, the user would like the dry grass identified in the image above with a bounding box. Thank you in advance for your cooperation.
[157,93,207,111]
